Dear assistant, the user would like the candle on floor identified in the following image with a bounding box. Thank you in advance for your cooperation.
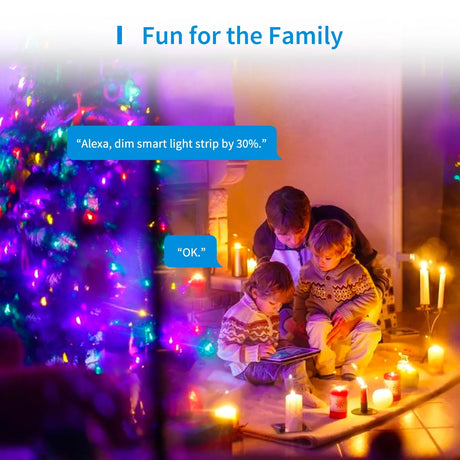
[189,272,206,297]
[285,390,303,432]
[329,386,348,419]
[214,404,239,427]
[232,243,247,278]
[247,257,257,276]
[383,372,401,401]
[397,358,419,389]
[372,388,393,410]
[356,377,368,414]
[420,260,430,305]
[428,345,445,374]
[437,267,446,310]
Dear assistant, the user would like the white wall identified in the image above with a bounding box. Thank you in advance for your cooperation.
[228,57,403,307]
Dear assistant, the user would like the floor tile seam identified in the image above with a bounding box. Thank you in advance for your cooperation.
[335,442,344,458]
[412,410,444,454]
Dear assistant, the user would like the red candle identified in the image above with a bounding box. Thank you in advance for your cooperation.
[360,385,368,414]
[329,386,348,419]
[383,372,401,402]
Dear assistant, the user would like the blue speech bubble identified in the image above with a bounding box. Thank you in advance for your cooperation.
[67,125,279,160]
[164,235,222,268]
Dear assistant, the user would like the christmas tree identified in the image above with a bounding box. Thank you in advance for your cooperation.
[0,62,158,366]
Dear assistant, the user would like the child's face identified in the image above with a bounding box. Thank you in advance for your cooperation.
[251,289,286,316]
[274,226,308,249]
[311,248,343,272]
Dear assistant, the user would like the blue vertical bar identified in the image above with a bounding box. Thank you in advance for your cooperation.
[117,26,123,45]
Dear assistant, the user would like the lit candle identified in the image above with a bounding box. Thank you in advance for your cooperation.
[214,404,239,427]
[285,390,303,432]
[420,261,430,305]
[232,243,247,278]
[247,257,257,277]
[372,388,393,410]
[383,372,401,401]
[356,377,368,414]
[329,386,348,419]
[397,358,419,389]
[190,272,206,297]
[437,267,446,310]
[428,345,445,374]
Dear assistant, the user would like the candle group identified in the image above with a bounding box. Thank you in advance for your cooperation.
[285,390,303,432]
[419,261,447,309]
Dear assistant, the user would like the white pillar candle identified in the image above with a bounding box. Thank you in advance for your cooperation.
[285,390,303,432]
[437,267,446,310]
[420,261,430,305]
[428,345,445,374]
[232,243,247,278]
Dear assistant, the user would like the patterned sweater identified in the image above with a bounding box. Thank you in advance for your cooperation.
[217,294,280,376]
[293,253,378,324]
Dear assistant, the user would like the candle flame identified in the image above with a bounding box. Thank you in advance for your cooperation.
[420,260,428,270]
[234,242,242,249]
[356,377,367,388]
[191,272,204,281]
[214,404,238,421]
[428,344,444,353]
[440,266,446,274]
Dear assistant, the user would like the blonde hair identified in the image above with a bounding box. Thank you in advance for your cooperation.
[308,219,352,257]
[244,261,294,303]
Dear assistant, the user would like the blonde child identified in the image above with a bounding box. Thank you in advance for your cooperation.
[293,219,381,380]
[218,261,324,408]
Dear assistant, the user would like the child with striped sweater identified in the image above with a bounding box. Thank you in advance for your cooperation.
[217,261,324,408]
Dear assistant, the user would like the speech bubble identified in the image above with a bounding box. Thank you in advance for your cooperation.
[67,125,280,160]
[164,235,222,268]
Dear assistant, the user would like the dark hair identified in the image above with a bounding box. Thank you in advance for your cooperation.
[265,186,311,233]
[244,261,294,303]
[308,219,352,256]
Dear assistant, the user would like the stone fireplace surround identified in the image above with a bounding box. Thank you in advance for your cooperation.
[163,160,248,279]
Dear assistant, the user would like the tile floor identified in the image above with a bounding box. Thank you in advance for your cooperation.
[174,308,460,459]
